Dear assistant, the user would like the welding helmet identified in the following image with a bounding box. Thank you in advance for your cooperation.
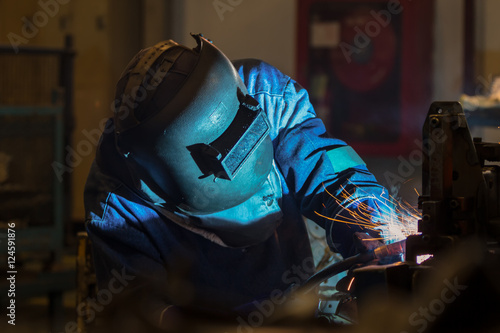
[113,34,274,215]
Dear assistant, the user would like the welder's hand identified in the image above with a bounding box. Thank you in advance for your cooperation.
[355,231,407,266]
[352,231,384,254]
[334,233,382,294]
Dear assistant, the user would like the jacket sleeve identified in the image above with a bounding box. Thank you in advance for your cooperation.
[273,78,392,258]
[85,184,172,328]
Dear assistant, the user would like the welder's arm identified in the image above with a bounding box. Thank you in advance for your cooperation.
[86,219,175,329]
[273,80,391,258]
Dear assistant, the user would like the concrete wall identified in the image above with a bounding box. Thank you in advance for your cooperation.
[476,0,500,90]
[170,0,469,99]
[433,0,464,100]
[171,0,297,78]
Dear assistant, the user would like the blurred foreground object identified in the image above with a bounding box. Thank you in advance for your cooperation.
[460,76,500,112]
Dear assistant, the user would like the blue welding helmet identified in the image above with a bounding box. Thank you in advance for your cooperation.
[114,34,274,214]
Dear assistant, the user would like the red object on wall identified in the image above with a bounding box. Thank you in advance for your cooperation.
[296,0,434,156]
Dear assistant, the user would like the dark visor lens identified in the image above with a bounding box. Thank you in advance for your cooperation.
[188,95,270,180]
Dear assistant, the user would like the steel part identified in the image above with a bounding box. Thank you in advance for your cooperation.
[407,101,490,262]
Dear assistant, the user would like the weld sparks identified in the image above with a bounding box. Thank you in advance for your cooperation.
[315,185,420,244]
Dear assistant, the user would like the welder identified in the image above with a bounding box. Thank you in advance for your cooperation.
[84,34,392,330]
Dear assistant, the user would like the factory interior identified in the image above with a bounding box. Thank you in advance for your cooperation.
[1,0,500,332]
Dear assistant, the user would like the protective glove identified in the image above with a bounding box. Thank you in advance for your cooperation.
[352,231,384,254]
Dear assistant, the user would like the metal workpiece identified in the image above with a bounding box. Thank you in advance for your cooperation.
[406,101,491,262]
[350,101,500,332]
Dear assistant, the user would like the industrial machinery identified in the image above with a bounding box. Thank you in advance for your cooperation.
[406,101,500,261]
[297,101,500,332]
[352,101,500,332]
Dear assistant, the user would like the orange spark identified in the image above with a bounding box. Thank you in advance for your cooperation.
[315,181,421,244]
[347,277,355,291]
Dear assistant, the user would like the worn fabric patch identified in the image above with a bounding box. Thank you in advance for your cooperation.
[326,146,366,173]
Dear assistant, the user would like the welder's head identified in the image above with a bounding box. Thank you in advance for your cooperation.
[113,34,273,214]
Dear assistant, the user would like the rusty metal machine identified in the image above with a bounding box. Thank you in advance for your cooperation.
[406,101,500,261]
[351,101,500,332]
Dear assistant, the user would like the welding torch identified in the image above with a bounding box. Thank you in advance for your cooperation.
[296,239,406,294]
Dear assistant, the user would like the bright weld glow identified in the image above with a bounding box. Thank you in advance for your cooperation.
[416,254,433,264]
[347,277,355,291]
[316,183,421,244]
